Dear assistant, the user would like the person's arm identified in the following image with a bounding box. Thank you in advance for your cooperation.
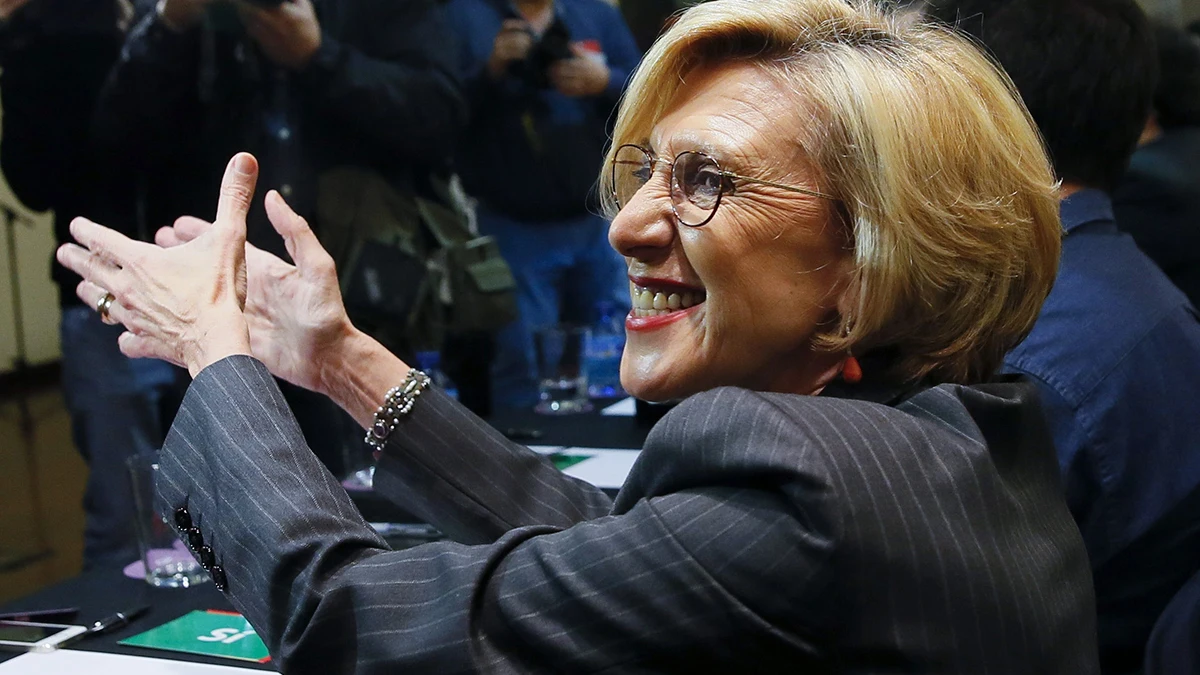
[145,177,611,539]
[156,368,839,672]
[92,3,204,169]
[293,0,466,164]
[314,328,615,543]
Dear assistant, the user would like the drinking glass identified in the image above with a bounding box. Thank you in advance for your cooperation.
[127,453,209,588]
[533,325,593,415]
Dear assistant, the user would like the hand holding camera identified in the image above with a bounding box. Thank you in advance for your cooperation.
[493,11,606,95]
[487,18,534,80]
[237,0,321,70]
[549,43,610,98]
[157,0,215,32]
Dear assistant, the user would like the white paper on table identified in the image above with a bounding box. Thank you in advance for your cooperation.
[557,448,641,490]
[527,445,565,455]
[0,650,262,673]
[600,398,637,417]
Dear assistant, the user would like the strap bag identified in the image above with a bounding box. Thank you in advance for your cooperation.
[316,167,517,352]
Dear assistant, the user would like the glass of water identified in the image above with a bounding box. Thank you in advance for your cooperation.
[533,325,594,415]
[127,452,210,588]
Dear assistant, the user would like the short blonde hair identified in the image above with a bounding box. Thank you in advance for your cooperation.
[603,0,1061,385]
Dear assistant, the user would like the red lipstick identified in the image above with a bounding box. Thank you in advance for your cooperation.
[625,304,702,332]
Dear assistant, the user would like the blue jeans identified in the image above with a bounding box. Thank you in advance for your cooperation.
[60,306,178,569]
[479,209,629,408]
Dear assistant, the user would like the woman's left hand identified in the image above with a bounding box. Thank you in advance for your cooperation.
[56,153,258,377]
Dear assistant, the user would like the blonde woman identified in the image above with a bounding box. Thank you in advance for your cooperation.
[58,0,1098,671]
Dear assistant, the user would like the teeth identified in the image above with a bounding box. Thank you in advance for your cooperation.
[632,308,676,317]
[629,284,706,312]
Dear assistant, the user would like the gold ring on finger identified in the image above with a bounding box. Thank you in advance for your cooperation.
[97,292,117,325]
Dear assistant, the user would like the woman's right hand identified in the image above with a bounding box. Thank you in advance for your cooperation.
[156,190,354,395]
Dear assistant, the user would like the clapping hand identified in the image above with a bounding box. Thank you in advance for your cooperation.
[156,185,354,394]
[56,154,256,377]
[237,0,322,70]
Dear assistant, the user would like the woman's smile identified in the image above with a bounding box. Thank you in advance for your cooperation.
[626,277,707,327]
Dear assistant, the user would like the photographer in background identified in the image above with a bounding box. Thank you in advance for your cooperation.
[0,0,178,570]
[95,0,466,473]
[444,0,641,408]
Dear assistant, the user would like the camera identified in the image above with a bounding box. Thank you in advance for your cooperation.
[506,12,573,90]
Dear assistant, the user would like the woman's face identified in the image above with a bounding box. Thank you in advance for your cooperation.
[610,62,853,402]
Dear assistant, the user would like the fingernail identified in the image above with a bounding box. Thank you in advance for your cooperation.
[233,154,255,175]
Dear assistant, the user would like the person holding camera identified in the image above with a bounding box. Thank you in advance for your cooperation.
[444,0,642,408]
[94,0,466,472]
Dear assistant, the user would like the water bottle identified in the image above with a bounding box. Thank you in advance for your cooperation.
[415,350,459,401]
[586,301,626,399]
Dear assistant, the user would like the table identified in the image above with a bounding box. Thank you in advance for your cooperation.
[0,567,267,670]
[0,401,653,670]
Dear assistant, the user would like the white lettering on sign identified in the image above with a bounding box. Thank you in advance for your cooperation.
[197,628,256,644]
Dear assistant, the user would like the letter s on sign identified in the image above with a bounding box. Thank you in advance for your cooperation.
[198,628,241,642]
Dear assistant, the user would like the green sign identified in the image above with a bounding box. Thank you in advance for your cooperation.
[119,609,271,664]
[550,452,593,471]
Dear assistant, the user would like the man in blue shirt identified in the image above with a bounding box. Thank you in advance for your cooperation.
[928,1,1200,672]
[444,0,641,407]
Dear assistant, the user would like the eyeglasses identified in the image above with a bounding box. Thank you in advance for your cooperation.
[609,144,837,228]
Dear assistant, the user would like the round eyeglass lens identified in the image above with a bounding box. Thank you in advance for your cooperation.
[673,151,726,224]
[612,145,653,208]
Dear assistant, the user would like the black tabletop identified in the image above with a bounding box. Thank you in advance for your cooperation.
[0,400,653,670]
[0,566,272,669]
[490,398,654,450]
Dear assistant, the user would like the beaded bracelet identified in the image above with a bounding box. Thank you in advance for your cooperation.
[364,368,432,452]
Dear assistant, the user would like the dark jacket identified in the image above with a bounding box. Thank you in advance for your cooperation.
[95,0,466,257]
[158,353,1099,673]
[0,1,137,307]
[1113,127,1200,308]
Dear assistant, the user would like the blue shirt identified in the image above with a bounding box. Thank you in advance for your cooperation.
[443,0,642,221]
[1003,189,1200,664]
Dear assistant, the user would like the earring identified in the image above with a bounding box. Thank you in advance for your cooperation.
[842,354,863,384]
[840,313,861,384]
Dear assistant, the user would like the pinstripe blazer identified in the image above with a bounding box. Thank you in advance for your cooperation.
[156,355,1099,674]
